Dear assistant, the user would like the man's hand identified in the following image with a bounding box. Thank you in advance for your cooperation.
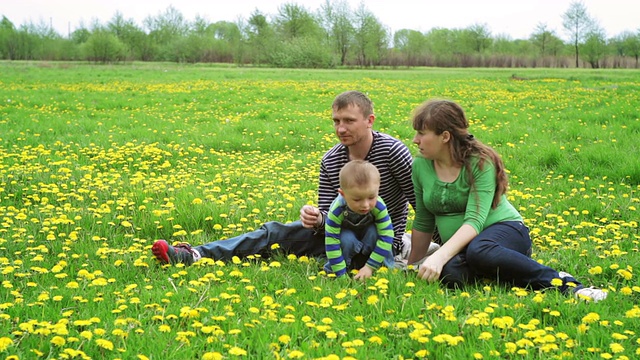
[354,265,374,280]
[300,205,322,228]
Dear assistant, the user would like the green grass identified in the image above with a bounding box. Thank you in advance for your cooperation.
[0,61,639,359]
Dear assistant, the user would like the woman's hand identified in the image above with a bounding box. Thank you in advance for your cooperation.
[417,254,446,282]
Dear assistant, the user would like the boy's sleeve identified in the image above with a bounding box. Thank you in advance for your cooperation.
[366,197,394,270]
[325,196,347,276]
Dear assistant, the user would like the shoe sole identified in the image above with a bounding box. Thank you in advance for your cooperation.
[152,240,170,264]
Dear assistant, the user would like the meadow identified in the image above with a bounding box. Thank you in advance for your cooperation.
[0,62,639,359]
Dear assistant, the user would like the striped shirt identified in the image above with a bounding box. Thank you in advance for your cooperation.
[317,131,415,255]
[325,195,394,276]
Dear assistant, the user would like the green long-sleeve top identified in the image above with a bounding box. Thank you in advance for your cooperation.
[325,194,394,276]
[412,155,522,243]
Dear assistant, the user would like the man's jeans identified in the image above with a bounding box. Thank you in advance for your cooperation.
[195,220,325,260]
[323,224,395,273]
[441,221,582,293]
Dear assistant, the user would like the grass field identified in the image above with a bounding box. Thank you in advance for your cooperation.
[0,61,639,359]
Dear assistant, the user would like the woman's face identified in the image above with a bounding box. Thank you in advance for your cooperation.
[413,128,447,159]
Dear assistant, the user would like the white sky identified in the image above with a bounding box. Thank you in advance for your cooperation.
[2,0,639,40]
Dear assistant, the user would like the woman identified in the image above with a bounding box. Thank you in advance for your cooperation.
[407,99,606,302]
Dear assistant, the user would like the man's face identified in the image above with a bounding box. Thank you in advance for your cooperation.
[332,104,373,147]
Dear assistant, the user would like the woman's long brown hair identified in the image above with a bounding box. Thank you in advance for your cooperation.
[412,99,508,208]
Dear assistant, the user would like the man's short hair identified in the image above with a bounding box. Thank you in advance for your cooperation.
[332,91,374,117]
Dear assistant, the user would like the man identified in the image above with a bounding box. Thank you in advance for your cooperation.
[152,90,438,266]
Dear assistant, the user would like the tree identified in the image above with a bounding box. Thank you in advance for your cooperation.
[143,6,188,61]
[107,12,147,60]
[263,4,330,68]
[613,30,640,67]
[352,3,389,66]
[274,3,322,40]
[581,24,607,68]
[531,23,557,56]
[0,16,17,59]
[319,0,354,66]
[393,29,427,65]
[70,27,91,44]
[464,23,492,53]
[562,1,594,67]
[244,10,275,65]
[208,21,243,63]
[83,27,125,63]
[424,28,456,56]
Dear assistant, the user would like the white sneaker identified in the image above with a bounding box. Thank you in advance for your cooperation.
[426,241,440,256]
[397,233,440,260]
[574,287,608,302]
[558,271,607,302]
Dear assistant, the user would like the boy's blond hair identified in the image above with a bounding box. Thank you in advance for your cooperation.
[339,160,380,190]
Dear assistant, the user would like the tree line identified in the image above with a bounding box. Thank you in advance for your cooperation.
[1,1,638,68]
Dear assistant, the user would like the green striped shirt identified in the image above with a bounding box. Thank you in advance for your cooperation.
[325,195,394,276]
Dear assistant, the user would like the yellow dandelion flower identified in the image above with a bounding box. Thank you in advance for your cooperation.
[588,266,603,275]
[288,350,305,358]
[321,317,333,325]
[0,337,13,351]
[474,353,484,359]
[582,312,600,324]
[137,355,150,360]
[415,349,429,358]
[228,346,247,356]
[202,352,223,360]
[620,287,633,295]
[611,333,628,340]
[278,335,291,344]
[159,325,171,333]
[96,339,114,351]
[617,269,633,280]
[367,295,379,305]
[550,277,563,286]
[478,332,493,340]
[577,324,589,334]
[610,343,624,353]
[270,243,280,250]
[50,336,66,346]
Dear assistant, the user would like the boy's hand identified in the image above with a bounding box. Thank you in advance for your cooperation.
[354,265,374,280]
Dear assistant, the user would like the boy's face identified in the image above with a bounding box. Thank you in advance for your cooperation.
[338,182,379,215]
